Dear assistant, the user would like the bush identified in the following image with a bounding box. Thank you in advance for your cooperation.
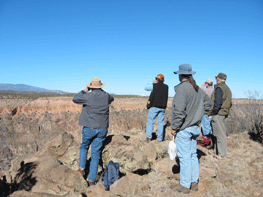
[227,91,263,143]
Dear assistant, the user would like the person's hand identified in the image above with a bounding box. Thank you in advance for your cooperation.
[171,129,177,136]
[84,87,90,92]
[202,83,206,88]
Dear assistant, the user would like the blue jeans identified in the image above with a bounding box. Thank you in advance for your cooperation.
[175,126,200,188]
[79,127,107,182]
[201,115,213,136]
[146,107,165,141]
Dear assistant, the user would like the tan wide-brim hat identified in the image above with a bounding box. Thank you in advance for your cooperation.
[86,77,106,89]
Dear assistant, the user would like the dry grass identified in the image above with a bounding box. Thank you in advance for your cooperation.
[227,91,263,144]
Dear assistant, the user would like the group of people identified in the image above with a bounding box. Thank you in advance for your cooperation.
[72,63,232,193]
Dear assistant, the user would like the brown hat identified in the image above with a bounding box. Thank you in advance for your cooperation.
[215,73,227,80]
[86,78,106,89]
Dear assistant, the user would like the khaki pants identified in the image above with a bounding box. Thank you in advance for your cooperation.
[212,115,227,157]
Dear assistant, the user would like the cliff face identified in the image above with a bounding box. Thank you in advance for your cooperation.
[15,97,82,115]
[0,97,262,196]
[0,96,253,169]
[0,97,151,171]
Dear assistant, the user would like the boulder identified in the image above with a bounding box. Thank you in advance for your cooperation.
[143,143,157,161]
[86,182,118,197]
[110,173,142,196]
[13,156,87,195]
[35,132,75,158]
[152,158,179,179]
[103,144,150,173]
[10,190,60,197]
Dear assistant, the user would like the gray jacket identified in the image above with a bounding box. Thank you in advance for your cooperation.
[73,89,114,129]
[171,81,212,131]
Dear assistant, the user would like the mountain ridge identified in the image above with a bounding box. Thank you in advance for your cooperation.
[0,83,66,93]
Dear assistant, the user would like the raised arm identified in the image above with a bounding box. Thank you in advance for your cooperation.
[72,90,87,104]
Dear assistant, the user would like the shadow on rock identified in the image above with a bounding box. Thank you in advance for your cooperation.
[0,175,10,197]
[132,169,151,176]
[11,161,37,193]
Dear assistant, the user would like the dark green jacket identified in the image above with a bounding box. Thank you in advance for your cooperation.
[210,82,232,116]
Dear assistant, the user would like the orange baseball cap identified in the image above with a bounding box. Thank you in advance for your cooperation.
[157,74,164,81]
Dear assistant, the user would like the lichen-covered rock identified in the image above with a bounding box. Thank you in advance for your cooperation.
[102,143,150,173]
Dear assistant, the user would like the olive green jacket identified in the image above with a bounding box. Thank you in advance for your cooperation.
[210,82,232,116]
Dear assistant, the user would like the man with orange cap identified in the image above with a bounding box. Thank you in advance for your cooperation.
[145,74,169,142]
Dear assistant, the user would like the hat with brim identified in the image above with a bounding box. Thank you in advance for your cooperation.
[86,77,106,89]
[205,78,213,83]
[174,64,196,75]
[215,73,227,80]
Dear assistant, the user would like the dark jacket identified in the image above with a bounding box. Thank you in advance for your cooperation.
[73,89,114,129]
[148,82,168,109]
[171,81,212,131]
[210,82,232,116]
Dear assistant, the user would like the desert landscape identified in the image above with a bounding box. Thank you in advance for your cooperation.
[0,93,263,197]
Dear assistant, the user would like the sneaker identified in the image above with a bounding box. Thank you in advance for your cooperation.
[171,184,190,194]
[191,182,198,191]
[77,168,85,176]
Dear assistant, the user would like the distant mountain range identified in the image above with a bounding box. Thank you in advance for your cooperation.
[0,83,66,93]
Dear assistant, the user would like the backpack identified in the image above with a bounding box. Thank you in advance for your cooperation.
[102,160,120,191]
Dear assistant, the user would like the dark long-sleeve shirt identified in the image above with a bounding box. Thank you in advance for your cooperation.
[211,87,223,115]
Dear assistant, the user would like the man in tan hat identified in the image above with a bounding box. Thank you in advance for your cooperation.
[210,73,232,158]
[73,77,114,186]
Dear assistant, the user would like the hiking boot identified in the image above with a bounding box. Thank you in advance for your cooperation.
[146,138,151,143]
[77,168,85,176]
[171,184,190,194]
[88,181,95,186]
[191,182,198,191]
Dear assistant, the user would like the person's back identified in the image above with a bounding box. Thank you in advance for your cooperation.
[170,64,212,194]
[150,82,168,109]
[145,74,169,142]
[172,80,211,131]
[74,89,113,129]
[73,78,114,186]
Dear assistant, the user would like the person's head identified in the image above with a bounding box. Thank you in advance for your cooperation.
[86,77,105,90]
[205,78,213,87]
[156,74,164,83]
[215,73,227,84]
[174,64,198,92]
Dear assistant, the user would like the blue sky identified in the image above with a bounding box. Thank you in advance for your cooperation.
[0,0,262,98]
